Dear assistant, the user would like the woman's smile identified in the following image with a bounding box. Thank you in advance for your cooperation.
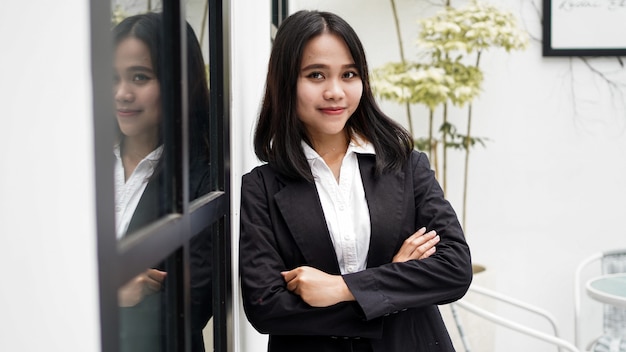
[319,106,345,115]
[116,108,142,118]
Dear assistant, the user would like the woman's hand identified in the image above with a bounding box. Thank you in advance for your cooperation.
[392,227,439,263]
[118,269,167,307]
[282,266,355,307]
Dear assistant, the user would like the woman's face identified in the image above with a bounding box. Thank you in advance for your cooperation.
[296,33,363,141]
[114,37,161,142]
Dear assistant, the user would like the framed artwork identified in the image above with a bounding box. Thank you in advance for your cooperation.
[543,0,626,56]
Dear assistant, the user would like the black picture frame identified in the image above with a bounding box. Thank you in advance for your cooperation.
[543,0,626,57]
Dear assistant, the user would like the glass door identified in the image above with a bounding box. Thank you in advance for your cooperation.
[91,0,231,351]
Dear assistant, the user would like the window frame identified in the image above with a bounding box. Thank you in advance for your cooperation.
[90,0,231,351]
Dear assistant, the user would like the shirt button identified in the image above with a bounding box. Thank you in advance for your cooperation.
[339,205,345,211]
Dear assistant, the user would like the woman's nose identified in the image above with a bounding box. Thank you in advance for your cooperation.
[114,81,134,103]
[323,79,345,100]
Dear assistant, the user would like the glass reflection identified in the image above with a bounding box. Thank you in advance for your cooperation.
[114,0,213,202]
[113,14,165,239]
[111,4,213,351]
[186,7,212,202]
[113,12,169,352]
[112,0,213,226]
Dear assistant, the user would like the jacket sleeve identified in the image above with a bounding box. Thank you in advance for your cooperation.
[239,167,383,338]
[343,151,473,321]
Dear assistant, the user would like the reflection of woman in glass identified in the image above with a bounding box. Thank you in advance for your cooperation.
[113,12,212,352]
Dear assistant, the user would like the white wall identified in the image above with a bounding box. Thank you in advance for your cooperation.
[234,0,626,351]
[0,1,101,352]
[229,1,272,351]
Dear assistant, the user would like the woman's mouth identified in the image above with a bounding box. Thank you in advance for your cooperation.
[117,108,140,118]
[320,107,345,115]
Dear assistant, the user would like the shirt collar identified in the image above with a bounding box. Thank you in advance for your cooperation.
[301,133,376,161]
[114,143,122,160]
[348,134,376,155]
[301,141,320,160]
[113,143,164,162]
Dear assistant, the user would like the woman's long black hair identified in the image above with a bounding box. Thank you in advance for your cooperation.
[254,10,413,182]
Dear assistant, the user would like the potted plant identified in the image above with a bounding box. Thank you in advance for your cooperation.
[372,0,529,231]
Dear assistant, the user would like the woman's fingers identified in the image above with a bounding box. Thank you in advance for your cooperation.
[393,228,439,262]
[419,245,437,259]
[281,266,353,307]
[281,270,297,292]
[117,269,168,307]
[144,269,167,292]
[393,227,426,260]
[416,232,439,259]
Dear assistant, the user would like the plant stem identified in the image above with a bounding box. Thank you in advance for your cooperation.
[390,0,405,62]
[428,109,434,156]
[441,49,450,193]
[429,109,439,179]
[200,0,209,49]
[442,102,448,193]
[389,0,414,137]
[461,51,482,232]
[462,103,472,231]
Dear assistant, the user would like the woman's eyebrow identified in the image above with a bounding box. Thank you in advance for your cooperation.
[130,65,154,71]
[301,63,357,71]
[301,63,328,71]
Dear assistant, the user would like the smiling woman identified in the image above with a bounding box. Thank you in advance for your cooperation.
[112,13,170,241]
[240,9,472,352]
[113,35,162,236]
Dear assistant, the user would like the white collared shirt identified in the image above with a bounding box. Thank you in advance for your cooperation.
[114,144,163,239]
[302,136,376,274]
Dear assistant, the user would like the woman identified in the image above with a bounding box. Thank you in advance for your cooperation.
[239,10,472,352]
[113,12,213,352]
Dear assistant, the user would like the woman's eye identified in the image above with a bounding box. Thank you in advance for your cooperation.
[343,71,358,79]
[308,72,324,79]
[132,73,151,82]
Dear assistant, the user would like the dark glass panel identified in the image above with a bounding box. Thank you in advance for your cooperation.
[186,0,213,201]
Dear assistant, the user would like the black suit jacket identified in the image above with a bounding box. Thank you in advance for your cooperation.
[240,150,472,352]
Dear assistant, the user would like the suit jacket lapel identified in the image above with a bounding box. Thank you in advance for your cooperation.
[357,154,406,268]
[127,170,165,235]
[274,176,341,274]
